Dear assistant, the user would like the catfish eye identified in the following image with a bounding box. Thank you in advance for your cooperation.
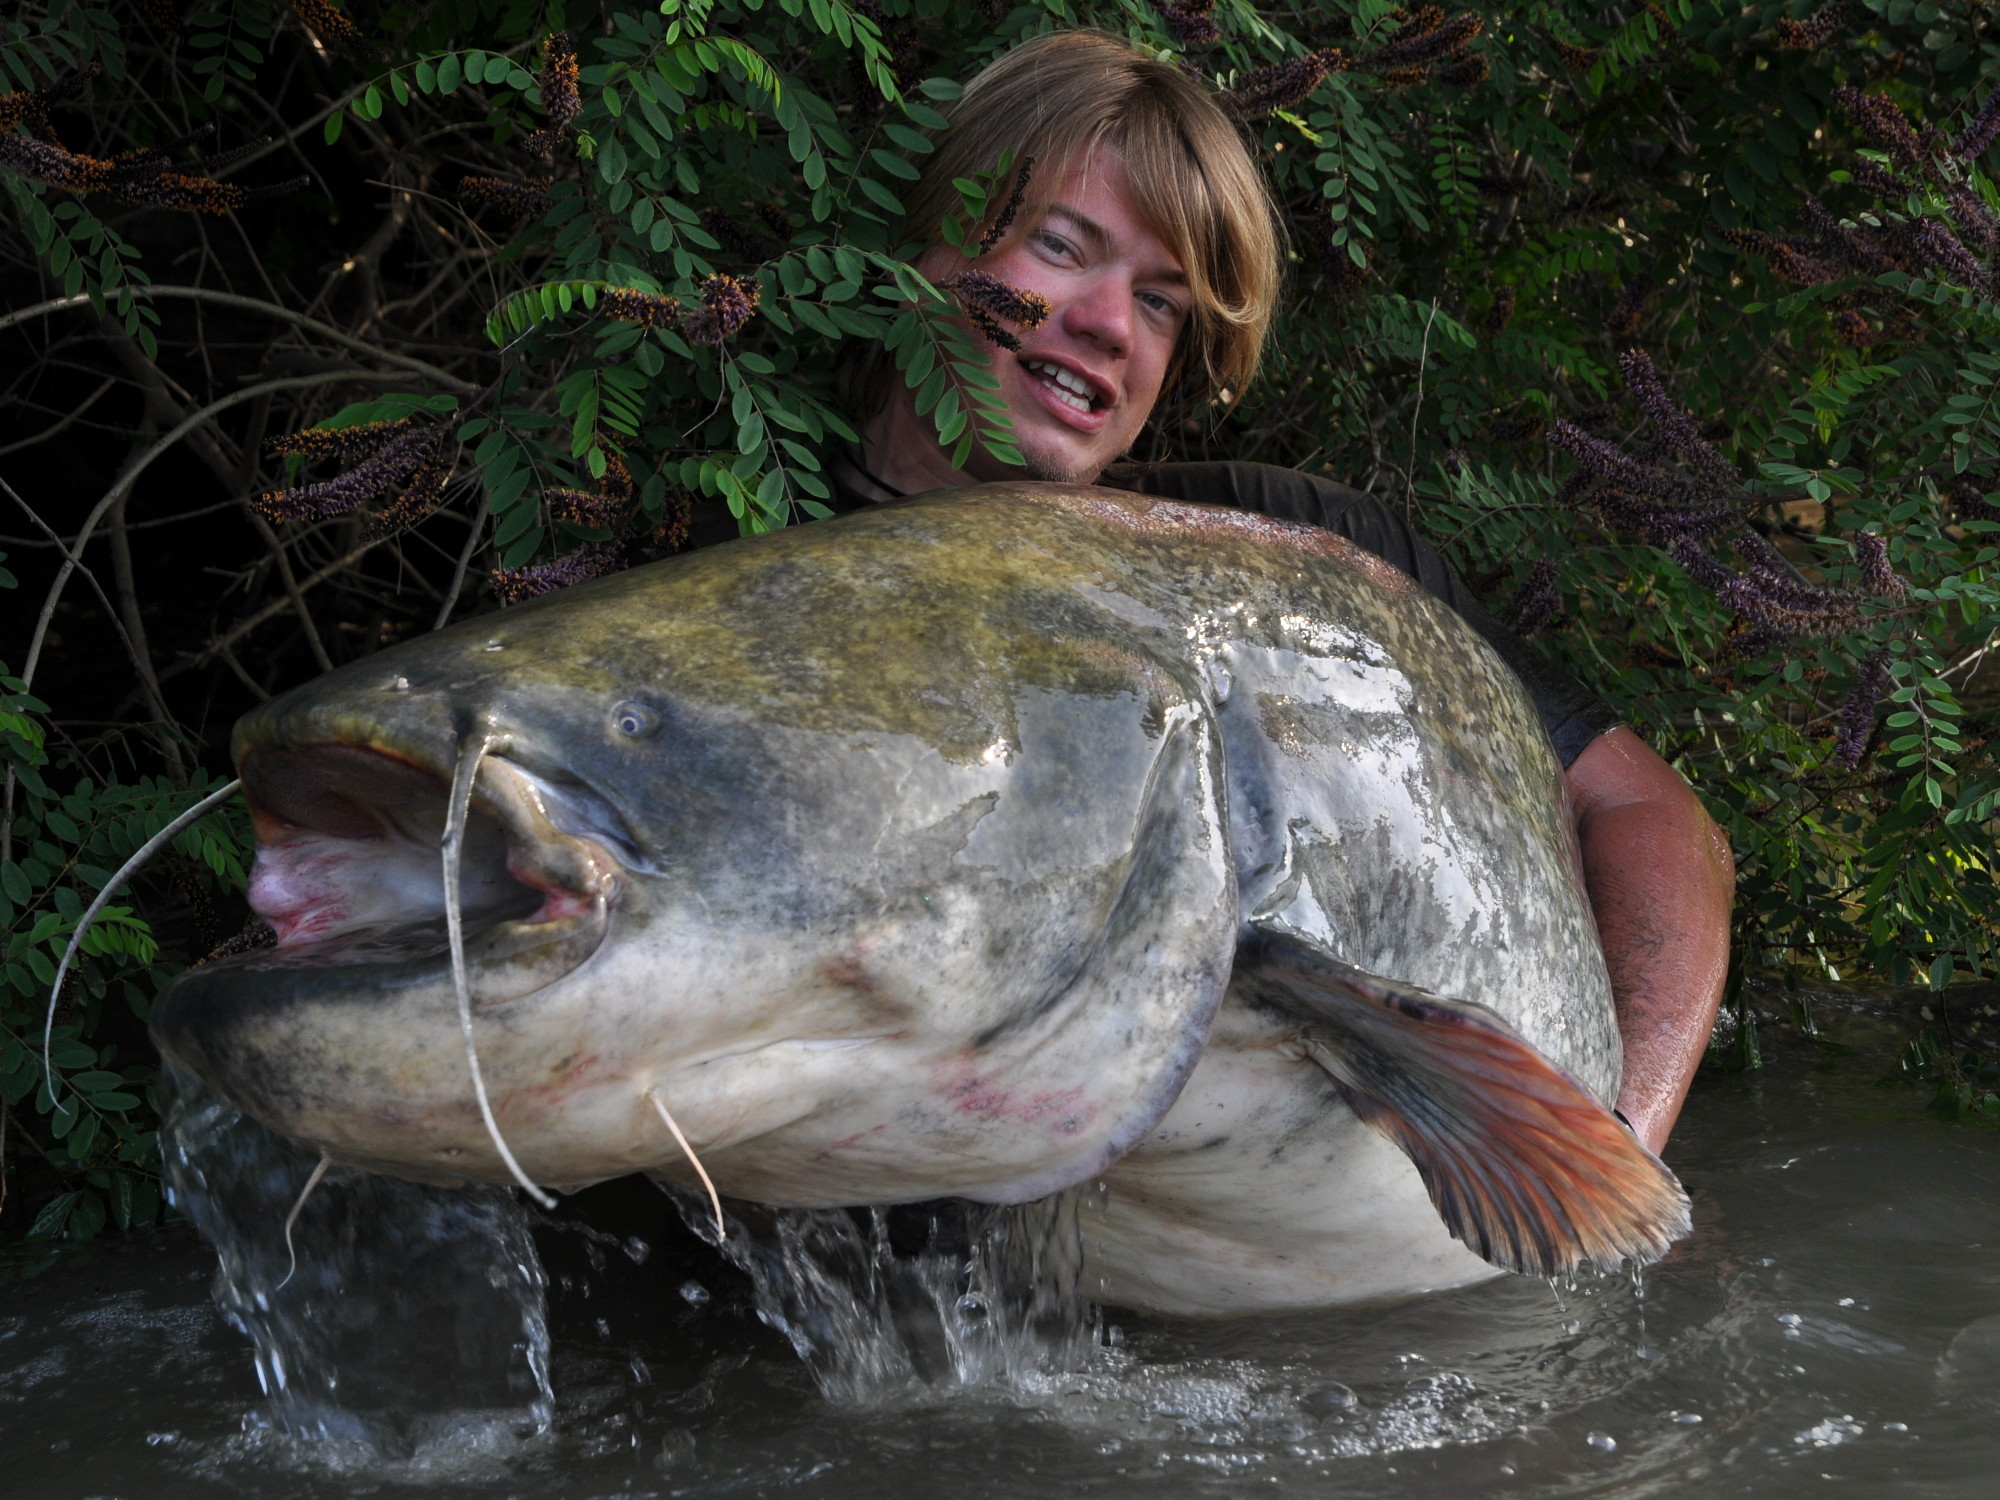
[611,701,660,738]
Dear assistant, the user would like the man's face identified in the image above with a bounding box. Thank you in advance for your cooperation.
[927,149,1191,485]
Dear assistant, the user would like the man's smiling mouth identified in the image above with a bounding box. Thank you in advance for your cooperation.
[1024,358,1103,414]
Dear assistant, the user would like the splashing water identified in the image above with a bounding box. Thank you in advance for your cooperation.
[660,1182,1102,1403]
[162,1058,1100,1452]
[16,994,1999,1496]
[159,1070,554,1452]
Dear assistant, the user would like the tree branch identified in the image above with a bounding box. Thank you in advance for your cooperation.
[0,287,484,394]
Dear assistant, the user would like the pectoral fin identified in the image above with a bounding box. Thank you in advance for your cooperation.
[1237,928,1691,1277]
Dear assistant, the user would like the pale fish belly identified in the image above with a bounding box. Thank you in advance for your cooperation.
[1086,1000,1496,1316]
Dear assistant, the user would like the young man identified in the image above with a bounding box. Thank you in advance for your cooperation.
[831,30,1735,1156]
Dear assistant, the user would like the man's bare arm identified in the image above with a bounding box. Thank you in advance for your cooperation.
[1564,727,1736,1156]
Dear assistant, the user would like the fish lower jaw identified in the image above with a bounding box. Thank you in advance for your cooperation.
[241,867,612,1009]
[236,740,621,1005]
[465,896,612,1008]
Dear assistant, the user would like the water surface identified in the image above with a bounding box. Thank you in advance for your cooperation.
[4,999,1996,1498]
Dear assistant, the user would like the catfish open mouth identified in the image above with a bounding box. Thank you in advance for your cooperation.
[235,742,618,1008]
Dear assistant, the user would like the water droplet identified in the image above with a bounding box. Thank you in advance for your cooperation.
[1499,1463,1516,1476]
[594,1317,611,1340]
[1587,1431,1617,1452]
[1302,1382,1357,1415]
[1673,1411,1704,1425]
[623,1235,651,1265]
[1562,1318,1583,1337]
[657,1428,697,1472]
[484,639,505,651]
[679,1280,710,1306]
[1884,1421,1909,1433]
[391,676,410,691]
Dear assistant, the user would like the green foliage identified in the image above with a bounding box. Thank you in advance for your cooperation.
[5,0,2000,1239]
[1181,1,1999,1043]
[1899,1029,2000,1121]
[1,634,250,1240]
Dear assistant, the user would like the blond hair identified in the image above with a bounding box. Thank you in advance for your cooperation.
[891,30,1285,410]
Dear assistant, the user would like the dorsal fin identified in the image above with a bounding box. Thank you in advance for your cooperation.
[1237,928,1691,1277]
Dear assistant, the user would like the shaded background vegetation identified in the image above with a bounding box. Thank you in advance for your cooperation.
[3,0,1996,1250]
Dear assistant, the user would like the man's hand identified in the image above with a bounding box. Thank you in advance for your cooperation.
[1564,727,1736,1157]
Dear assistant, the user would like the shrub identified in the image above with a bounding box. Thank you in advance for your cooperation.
[3,0,1996,1238]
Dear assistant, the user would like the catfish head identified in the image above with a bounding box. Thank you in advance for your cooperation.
[153,489,1239,1207]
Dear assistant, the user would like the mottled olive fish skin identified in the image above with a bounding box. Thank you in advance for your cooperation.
[155,484,1631,1314]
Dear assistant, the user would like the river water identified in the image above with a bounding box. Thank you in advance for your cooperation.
[3,992,1997,1499]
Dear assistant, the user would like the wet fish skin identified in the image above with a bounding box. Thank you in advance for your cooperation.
[154,484,1677,1313]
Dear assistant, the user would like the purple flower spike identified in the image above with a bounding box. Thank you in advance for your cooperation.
[1158,0,1220,48]
[491,541,624,604]
[1617,349,1737,489]
[1227,49,1348,115]
[1833,85,1934,183]
[258,424,440,523]
[681,273,761,346]
[1505,559,1560,639]
[597,288,684,332]
[1853,530,1906,598]
[1775,2,1848,49]
[1904,216,1984,287]
[1831,650,1892,768]
[1953,85,2000,163]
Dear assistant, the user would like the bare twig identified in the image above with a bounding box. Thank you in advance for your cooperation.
[0,499,248,550]
[0,288,483,394]
[0,377,117,458]
[0,475,189,842]
[213,639,275,702]
[247,509,337,673]
[106,487,190,787]
[1405,297,1441,517]
[435,486,491,630]
[17,372,412,694]
[1941,626,1999,686]
[161,535,395,679]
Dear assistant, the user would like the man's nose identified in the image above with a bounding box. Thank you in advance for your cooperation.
[1058,270,1131,357]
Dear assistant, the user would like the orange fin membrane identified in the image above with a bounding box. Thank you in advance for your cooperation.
[1238,929,1691,1278]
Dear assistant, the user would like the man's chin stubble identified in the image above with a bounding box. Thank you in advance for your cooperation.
[1016,435,1117,486]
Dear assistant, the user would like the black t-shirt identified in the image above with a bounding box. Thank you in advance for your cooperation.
[828,460,1621,767]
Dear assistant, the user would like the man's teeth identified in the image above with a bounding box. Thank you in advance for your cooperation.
[1027,360,1096,412]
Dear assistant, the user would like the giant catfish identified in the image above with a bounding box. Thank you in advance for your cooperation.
[152,485,1690,1315]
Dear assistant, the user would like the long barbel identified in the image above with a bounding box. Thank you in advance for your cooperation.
[444,728,557,1209]
[44,778,243,1094]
